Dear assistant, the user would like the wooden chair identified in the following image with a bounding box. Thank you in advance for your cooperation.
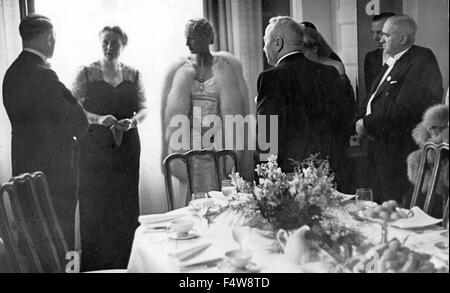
[163,150,239,211]
[0,178,42,272]
[443,198,449,229]
[1,172,127,273]
[410,142,449,224]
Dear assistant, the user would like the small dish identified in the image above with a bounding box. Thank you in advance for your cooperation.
[225,249,253,268]
[168,230,200,240]
[217,259,260,273]
[168,219,194,235]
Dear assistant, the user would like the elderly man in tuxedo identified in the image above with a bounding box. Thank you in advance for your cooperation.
[364,12,396,99]
[257,16,349,174]
[355,15,443,205]
[2,14,88,256]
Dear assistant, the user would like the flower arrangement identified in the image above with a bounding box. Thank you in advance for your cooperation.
[253,154,341,230]
[228,154,368,261]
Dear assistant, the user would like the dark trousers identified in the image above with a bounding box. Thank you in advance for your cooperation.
[367,141,414,207]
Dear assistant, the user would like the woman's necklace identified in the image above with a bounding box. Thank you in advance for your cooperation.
[198,62,205,83]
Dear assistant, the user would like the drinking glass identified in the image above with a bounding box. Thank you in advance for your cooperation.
[189,192,208,229]
[222,180,235,197]
[356,188,373,205]
[232,226,252,251]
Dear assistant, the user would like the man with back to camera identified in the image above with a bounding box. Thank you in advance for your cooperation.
[355,15,443,206]
[2,14,88,267]
[257,16,348,174]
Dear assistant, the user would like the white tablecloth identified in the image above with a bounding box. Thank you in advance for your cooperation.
[127,204,449,273]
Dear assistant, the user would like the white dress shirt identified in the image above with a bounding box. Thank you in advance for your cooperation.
[366,47,411,116]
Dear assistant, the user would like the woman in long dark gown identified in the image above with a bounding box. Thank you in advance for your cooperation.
[300,26,357,193]
[71,26,147,271]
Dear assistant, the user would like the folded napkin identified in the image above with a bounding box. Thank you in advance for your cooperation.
[208,191,228,201]
[333,190,356,202]
[138,208,189,225]
[110,125,123,147]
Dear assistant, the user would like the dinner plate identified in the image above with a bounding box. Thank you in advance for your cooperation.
[356,207,414,224]
[390,207,443,229]
[190,197,228,209]
[168,230,200,240]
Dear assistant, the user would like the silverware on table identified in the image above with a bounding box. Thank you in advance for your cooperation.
[143,226,169,233]
[179,257,224,271]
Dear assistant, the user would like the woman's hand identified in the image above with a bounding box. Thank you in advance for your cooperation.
[115,119,136,131]
[98,115,118,127]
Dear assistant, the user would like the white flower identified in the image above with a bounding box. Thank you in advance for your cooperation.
[254,187,263,200]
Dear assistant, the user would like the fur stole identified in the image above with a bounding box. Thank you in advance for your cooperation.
[160,52,254,179]
[406,104,449,196]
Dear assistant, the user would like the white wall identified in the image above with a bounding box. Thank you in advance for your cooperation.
[291,0,334,50]
[404,0,449,96]
[0,0,21,184]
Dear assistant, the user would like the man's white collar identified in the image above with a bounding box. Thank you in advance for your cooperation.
[386,46,411,67]
[23,48,48,63]
[276,51,302,66]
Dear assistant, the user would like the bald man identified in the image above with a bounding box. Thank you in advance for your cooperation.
[257,16,346,172]
[355,15,443,205]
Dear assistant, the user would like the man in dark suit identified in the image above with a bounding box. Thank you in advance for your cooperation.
[257,16,349,173]
[364,12,396,98]
[2,14,88,254]
[356,15,443,205]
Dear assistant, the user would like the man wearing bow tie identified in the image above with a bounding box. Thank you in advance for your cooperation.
[355,15,443,205]
[2,14,88,260]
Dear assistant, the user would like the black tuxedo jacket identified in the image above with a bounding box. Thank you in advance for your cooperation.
[256,53,352,172]
[2,51,88,250]
[361,45,443,157]
[364,48,384,98]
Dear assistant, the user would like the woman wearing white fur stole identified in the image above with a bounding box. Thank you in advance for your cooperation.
[161,18,254,199]
[407,104,449,218]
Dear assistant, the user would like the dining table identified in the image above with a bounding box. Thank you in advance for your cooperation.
[126,194,449,273]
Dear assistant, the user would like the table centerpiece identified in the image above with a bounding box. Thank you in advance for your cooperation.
[226,154,370,266]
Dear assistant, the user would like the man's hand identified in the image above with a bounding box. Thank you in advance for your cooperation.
[98,115,118,127]
[356,119,367,137]
[115,119,136,131]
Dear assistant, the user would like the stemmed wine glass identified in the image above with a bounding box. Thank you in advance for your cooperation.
[232,226,252,251]
[189,192,210,231]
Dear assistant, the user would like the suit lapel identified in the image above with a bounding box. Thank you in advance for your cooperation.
[369,47,413,100]
[369,63,389,95]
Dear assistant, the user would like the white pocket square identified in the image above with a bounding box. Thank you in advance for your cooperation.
[390,81,398,84]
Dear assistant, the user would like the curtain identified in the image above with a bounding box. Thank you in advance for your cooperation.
[0,0,21,184]
[19,0,35,18]
[204,0,263,113]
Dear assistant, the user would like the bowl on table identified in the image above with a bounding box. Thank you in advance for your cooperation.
[168,219,194,237]
[225,249,253,268]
